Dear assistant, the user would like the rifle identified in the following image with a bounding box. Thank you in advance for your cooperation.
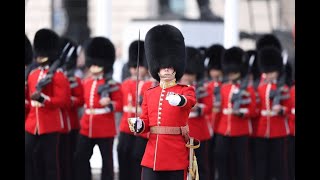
[231,54,255,113]
[35,42,72,92]
[195,78,208,100]
[271,50,290,107]
[97,71,120,99]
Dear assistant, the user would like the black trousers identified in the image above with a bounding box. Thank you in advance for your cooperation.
[254,137,288,180]
[59,133,72,180]
[69,129,79,180]
[117,132,136,180]
[248,137,256,180]
[132,136,148,180]
[287,136,295,180]
[208,135,217,180]
[74,134,114,180]
[215,134,250,180]
[194,139,210,180]
[141,166,186,180]
[25,131,60,180]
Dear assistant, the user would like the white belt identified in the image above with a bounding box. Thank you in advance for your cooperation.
[222,108,248,115]
[261,110,277,117]
[291,108,295,115]
[189,111,198,118]
[85,108,111,115]
[31,100,44,107]
[123,105,141,113]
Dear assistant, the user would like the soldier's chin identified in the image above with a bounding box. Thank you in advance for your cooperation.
[90,66,104,74]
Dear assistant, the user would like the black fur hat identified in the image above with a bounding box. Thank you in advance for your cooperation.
[258,46,283,73]
[33,29,60,63]
[185,46,205,80]
[85,37,115,73]
[206,44,225,71]
[128,40,147,68]
[25,34,33,66]
[222,46,245,75]
[256,34,282,51]
[144,24,186,82]
[60,37,78,70]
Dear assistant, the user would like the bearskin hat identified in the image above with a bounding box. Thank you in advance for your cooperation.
[258,46,283,73]
[128,40,148,69]
[85,37,115,73]
[206,44,225,71]
[185,46,205,80]
[144,24,186,82]
[25,34,33,66]
[59,37,78,70]
[256,34,282,51]
[33,29,60,64]
[222,46,245,75]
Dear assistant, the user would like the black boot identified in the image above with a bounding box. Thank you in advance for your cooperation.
[197,0,222,20]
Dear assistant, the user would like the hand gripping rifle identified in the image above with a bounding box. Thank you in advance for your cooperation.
[271,50,290,107]
[35,42,72,92]
[231,54,255,114]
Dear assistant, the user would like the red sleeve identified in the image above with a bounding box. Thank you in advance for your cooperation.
[180,86,197,109]
[110,83,123,112]
[43,72,71,109]
[139,91,150,133]
[244,86,257,118]
[71,77,84,108]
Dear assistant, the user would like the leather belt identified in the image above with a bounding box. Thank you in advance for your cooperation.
[123,105,141,113]
[150,125,190,142]
[222,108,248,115]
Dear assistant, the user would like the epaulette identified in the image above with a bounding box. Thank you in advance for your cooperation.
[147,85,159,91]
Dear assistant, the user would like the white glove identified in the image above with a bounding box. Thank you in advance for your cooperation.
[128,117,144,133]
[166,94,182,106]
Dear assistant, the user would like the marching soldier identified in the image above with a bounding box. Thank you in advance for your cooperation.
[73,37,123,180]
[254,46,290,180]
[25,34,34,120]
[25,29,71,180]
[117,40,149,180]
[215,47,257,180]
[205,44,225,180]
[59,37,84,180]
[128,24,197,180]
[180,46,212,180]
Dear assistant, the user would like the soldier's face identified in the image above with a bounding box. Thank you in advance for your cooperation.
[265,71,279,81]
[228,72,241,81]
[180,74,196,85]
[89,65,104,75]
[209,69,223,80]
[158,67,176,81]
[130,66,148,79]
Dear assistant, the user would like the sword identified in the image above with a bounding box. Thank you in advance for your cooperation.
[135,30,140,119]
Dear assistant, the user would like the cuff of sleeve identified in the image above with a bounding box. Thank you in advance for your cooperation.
[177,95,187,107]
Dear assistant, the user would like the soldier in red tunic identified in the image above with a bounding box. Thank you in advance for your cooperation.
[117,40,149,180]
[128,24,197,180]
[58,37,84,180]
[73,37,123,180]
[215,47,257,180]
[254,46,290,180]
[204,44,225,180]
[25,29,71,180]
[25,34,34,121]
[179,46,212,180]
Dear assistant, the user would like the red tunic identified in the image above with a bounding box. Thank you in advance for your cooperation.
[215,83,257,136]
[288,85,295,136]
[60,76,84,133]
[206,81,223,134]
[139,84,196,171]
[80,77,122,138]
[253,82,291,138]
[25,67,71,135]
[188,83,212,141]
